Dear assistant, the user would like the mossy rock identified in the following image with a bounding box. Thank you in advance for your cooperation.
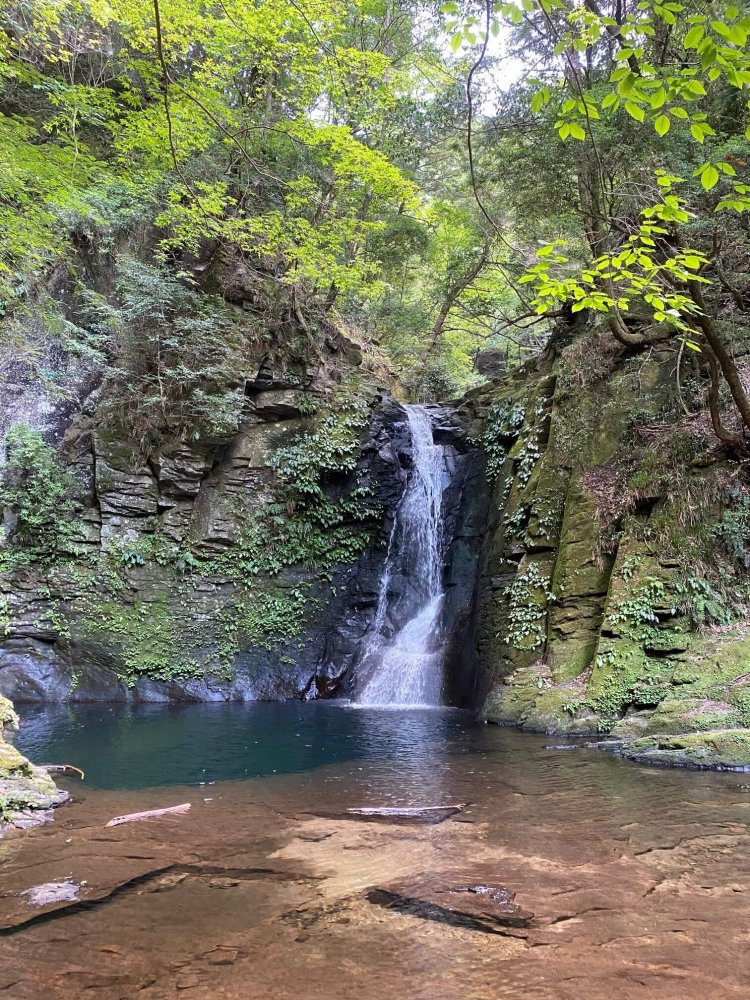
[0,740,32,778]
[482,666,599,734]
[586,637,671,718]
[610,709,655,738]
[547,598,606,682]
[481,663,552,724]
[0,737,65,827]
[644,698,737,734]
[520,686,596,734]
[0,695,19,733]
[622,729,750,769]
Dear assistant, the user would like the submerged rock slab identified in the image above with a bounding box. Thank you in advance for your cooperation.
[22,881,80,907]
[316,804,466,825]
[368,871,534,932]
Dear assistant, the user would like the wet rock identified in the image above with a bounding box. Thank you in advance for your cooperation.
[618,730,750,770]
[175,973,201,990]
[317,804,467,825]
[22,881,80,906]
[251,389,310,419]
[206,946,239,965]
[368,872,534,932]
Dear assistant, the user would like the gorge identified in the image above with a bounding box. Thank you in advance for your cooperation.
[3,0,750,994]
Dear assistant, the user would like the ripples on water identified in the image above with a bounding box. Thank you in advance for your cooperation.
[13,701,745,825]
[7,701,750,999]
[13,702,485,790]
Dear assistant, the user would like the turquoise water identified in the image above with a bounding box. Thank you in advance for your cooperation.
[13,702,480,789]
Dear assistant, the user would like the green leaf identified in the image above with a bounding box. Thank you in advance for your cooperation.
[701,164,720,190]
[568,122,586,140]
[625,100,645,121]
[683,25,705,48]
[655,114,671,136]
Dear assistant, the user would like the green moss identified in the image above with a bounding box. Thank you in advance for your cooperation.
[0,695,18,733]
[585,635,675,724]
[624,729,750,769]
[483,401,524,479]
[79,594,201,685]
[0,425,78,573]
[0,740,32,778]
[481,664,550,724]
[503,557,555,652]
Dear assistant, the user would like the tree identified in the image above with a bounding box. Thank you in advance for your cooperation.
[447,0,750,447]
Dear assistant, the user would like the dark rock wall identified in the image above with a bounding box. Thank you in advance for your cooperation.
[456,332,750,759]
[0,379,486,706]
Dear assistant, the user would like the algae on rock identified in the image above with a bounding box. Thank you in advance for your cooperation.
[465,327,750,766]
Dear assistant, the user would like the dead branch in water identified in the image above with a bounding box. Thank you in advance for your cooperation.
[40,764,85,779]
[105,803,192,828]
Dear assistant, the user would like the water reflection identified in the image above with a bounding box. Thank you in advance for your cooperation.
[13,702,473,791]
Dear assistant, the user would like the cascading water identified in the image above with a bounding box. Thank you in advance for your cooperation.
[354,405,449,707]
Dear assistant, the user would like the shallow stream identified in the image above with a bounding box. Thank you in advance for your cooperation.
[2,703,749,998]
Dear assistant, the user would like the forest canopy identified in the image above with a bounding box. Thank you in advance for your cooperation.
[1,0,749,425]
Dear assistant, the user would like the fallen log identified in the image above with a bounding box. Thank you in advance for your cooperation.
[40,764,85,779]
[105,803,191,828]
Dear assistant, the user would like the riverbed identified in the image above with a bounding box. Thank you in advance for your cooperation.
[2,703,749,998]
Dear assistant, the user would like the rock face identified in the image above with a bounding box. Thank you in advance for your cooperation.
[0,364,483,707]
[456,325,750,765]
[4,298,749,769]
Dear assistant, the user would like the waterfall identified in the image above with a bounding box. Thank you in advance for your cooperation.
[354,405,449,707]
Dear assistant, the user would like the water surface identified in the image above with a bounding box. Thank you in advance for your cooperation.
[14,701,475,789]
[4,704,750,999]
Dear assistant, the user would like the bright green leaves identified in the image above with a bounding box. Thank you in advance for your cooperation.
[520,184,710,331]
[690,119,716,143]
[521,0,750,151]
[625,101,645,122]
[557,121,586,141]
[694,159,737,193]
[554,96,599,141]
[0,0,427,311]
[696,162,720,189]
[684,25,705,48]
[531,87,552,113]
[0,115,105,310]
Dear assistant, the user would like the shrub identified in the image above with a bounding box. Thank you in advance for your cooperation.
[0,425,77,562]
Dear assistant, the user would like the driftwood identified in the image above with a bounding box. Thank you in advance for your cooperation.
[346,804,466,817]
[40,764,85,779]
[316,803,469,826]
[105,803,191,828]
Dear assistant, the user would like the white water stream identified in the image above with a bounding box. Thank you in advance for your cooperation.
[355,406,448,707]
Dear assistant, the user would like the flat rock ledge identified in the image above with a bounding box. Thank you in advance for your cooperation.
[614,729,750,771]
